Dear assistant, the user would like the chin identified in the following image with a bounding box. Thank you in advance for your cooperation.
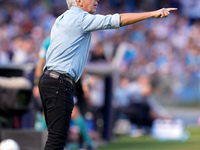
[90,10,96,14]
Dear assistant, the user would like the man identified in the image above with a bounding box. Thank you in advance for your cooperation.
[34,37,94,149]
[39,0,177,149]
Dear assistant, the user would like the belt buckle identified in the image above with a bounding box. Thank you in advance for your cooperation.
[49,71,59,79]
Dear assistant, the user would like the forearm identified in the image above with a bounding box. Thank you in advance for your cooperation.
[35,59,45,78]
[120,11,154,27]
[120,8,177,27]
[34,58,45,85]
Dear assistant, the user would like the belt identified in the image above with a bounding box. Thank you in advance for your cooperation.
[44,70,74,85]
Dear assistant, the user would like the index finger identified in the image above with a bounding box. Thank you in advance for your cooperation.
[166,8,178,11]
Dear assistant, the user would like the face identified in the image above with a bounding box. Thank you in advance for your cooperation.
[78,0,99,14]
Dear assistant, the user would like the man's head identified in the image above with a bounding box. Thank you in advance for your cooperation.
[66,0,99,14]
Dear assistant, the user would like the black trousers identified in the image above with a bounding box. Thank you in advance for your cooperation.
[39,73,74,150]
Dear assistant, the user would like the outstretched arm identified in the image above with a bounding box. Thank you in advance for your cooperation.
[120,8,177,27]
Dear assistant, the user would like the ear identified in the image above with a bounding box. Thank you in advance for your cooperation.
[76,0,83,6]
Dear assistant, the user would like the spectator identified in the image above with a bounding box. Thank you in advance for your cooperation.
[114,75,171,132]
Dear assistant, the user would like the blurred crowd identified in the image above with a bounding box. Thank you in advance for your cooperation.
[0,0,200,148]
[0,0,200,97]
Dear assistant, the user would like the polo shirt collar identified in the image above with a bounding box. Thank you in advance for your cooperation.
[71,6,85,12]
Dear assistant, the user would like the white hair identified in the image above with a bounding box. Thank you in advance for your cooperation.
[66,0,77,9]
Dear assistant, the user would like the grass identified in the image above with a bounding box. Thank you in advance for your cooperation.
[98,127,200,150]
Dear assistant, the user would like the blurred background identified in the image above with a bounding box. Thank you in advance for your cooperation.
[0,0,200,150]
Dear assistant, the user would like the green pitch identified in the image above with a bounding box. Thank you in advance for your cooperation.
[98,127,200,150]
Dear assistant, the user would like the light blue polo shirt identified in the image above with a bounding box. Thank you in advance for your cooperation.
[45,6,120,82]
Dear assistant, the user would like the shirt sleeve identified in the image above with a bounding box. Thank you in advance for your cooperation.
[81,13,120,32]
